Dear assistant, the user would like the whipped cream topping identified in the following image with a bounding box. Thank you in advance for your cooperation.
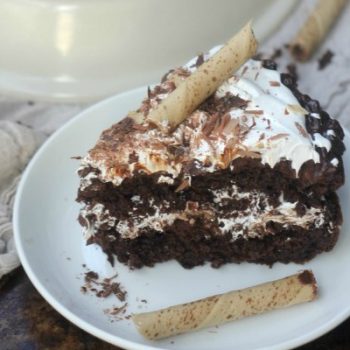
[213,190,325,240]
[79,186,333,241]
[81,58,333,187]
[80,203,117,240]
[215,60,322,172]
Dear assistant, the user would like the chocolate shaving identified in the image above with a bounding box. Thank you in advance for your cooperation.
[245,110,264,115]
[173,67,191,78]
[222,118,240,136]
[250,118,256,129]
[269,81,281,87]
[241,66,249,75]
[266,119,271,130]
[128,151,139,163]
[85,271,99,282]
[202,113,221,136]
[175,178,190,193]
[81,270,127,302]
[71,156,82,160]
[199,92,248,116]
[268,133,289,141]
[104,303,128,318]
[97,282,126,301]
[132,123,149,132]
[295,122,309,138]
[318,49,334,70]
[214,113,232,136]
[161,69,174,83]
[193,53,205,68]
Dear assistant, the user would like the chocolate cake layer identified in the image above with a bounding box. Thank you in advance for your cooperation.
[77,166,342,268]
[77,56,345,269]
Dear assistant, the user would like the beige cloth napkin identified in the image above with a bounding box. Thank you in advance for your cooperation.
[0,0,349,279]
[0,121,43,277]
[0,102,83,279]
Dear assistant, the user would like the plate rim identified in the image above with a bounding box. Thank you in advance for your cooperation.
[13,86,350,350]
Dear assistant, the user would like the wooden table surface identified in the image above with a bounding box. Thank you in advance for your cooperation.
[0,268,349,350]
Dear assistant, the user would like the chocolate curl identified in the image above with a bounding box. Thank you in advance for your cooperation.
[147,21,257,131]
[132,270,317,340]
[289,0,347,61]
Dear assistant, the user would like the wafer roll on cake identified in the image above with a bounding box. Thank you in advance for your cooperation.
[133,21,257,130]
[132,270,318,340]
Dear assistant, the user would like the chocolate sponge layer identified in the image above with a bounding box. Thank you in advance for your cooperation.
[77,163,342,269]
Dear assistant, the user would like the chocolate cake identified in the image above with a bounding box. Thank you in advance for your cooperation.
[76,52,345,269]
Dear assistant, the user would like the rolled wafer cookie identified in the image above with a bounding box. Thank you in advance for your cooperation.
[132,270,317,340]
[289,0,347,61]
[145,21,257,131]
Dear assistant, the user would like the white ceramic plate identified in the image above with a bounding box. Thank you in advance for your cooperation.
[14,87,350,350]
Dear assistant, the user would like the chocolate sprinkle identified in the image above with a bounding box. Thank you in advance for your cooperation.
[295,122,308,138]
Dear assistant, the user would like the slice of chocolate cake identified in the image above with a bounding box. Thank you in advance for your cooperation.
[77,42,345,269]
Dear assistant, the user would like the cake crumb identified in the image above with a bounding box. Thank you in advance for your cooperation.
[104,303,128,321]
[84,271,99,282]
[318,50,334,70]
[81,269,127,302]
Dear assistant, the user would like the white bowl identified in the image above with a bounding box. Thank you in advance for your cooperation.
[0,0,296,102]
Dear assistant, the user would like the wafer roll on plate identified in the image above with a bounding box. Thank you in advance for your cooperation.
[132,270,318,340]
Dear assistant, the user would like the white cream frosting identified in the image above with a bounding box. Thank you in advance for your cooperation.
[81,58,332,186]
[213,190,325,240]
[215,60,323,172]
[80,186,332,241]
[80,203,117,240]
